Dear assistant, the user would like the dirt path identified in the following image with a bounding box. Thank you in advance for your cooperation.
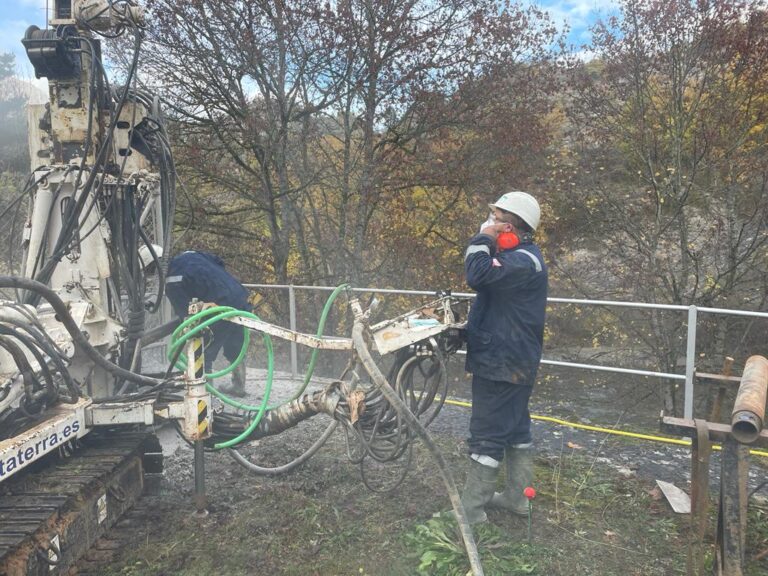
[73,366,768,576]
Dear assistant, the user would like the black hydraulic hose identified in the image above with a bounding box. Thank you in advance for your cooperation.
[137,226,166,311]
[0,336,45,404]
[359,438,413,493]
[3,302,67,356]
[0,317,78,398]
[351,320,484,576]
[139,317,181,346]
[0,276,164,387]
[0,326,57,402]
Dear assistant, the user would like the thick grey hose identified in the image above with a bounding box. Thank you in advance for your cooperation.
[228,420,338,475]
[351,321,484,576]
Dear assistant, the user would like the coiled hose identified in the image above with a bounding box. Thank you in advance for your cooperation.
[351,319,484,576]
[167,284,349,451]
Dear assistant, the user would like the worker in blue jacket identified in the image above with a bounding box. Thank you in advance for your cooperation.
[164,250,251,397]
[460,191,547,524]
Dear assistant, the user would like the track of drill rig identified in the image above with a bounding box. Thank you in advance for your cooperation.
[0,432,162,576]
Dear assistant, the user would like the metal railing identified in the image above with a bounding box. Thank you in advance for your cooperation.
[244,283,768,420]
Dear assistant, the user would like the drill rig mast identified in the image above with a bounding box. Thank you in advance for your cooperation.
[21,0,173,385]
[1,0,173,475]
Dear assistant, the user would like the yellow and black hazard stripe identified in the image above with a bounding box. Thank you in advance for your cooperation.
[190,338,204,379]
[197,399,208,436]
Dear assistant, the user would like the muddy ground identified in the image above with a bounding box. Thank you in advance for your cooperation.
[72,357,768,576]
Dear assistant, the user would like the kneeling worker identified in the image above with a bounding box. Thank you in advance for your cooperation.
[140,246,251,397]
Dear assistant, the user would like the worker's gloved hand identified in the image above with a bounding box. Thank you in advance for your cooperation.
[480,222,512,240]
[479,212,496,233]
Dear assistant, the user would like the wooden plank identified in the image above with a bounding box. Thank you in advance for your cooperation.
[656,479,691,513]
[661,416,768,447]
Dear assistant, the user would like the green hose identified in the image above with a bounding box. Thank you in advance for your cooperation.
[166,283,349,448]
[168,306,274,448]
[285,283,349,403]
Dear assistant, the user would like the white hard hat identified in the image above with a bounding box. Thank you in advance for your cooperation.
[138,244,163,268]
[489,191,541,231]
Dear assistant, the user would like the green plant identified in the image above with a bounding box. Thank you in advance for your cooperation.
[404,514,537,575]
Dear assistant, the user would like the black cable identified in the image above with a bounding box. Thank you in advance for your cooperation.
[0,317,78,400]
[27,28,144,300]
[0,276,165,386]
[0,336,48,411]
[0,327,57,400]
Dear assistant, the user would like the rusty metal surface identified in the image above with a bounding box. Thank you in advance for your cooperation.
[663,410,756,576]
[717,437,749,576]
[661,416,768,447]
[731,355,768,444]
[708,356,736,423]
[688,419,711,576]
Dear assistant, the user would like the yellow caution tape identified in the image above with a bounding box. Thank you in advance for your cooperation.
[442,398,768,458]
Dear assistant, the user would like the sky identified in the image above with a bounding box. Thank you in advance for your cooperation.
[2,0,49,83]
[0,0,619,88]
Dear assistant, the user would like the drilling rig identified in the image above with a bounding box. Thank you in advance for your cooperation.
[0,1,481,574]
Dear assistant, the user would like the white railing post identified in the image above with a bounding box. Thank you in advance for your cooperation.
[684,305,697,420]
[289,284,298,379]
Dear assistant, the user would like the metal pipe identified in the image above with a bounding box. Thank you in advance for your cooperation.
[731,355,768,444]
[684,306,698,420]
[239,284,768,407]
[193,440,206,513]
[539,358,686,380]
[244,284,768,319]
[289,284,298,379]
[349,306,484,576]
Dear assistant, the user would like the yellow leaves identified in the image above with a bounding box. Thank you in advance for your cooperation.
[748,123,766,137]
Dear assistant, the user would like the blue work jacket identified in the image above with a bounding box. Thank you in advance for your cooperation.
[165,251,250,316]
[464,234,548,385]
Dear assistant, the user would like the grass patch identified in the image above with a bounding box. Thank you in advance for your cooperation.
[97,434,768,575]
[402,447,688,576]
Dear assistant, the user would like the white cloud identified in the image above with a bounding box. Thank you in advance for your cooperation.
[529,0,621,48]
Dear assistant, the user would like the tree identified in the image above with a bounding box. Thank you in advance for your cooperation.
[137,0,345,304]
[553,0,768,414]
[134,0,561,316]
[0,52,29,173]
[302,1,562,291]
[0,52,31,274]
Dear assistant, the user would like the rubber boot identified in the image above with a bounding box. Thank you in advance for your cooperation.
[218,362,246,397]
[460,458,499,525]
[489,444,533,515]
